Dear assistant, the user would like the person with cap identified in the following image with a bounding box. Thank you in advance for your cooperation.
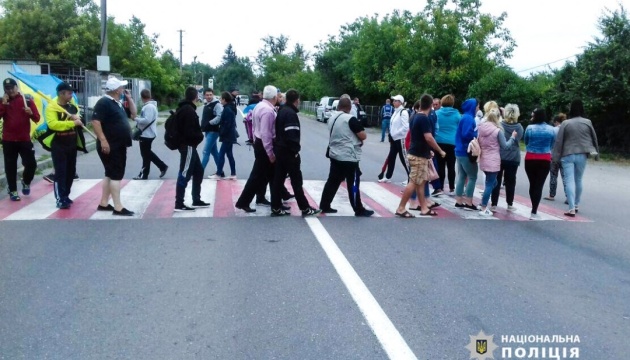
[41,82,86,208]
[0,77,41,201]
[132,89,168,180]
[380,94,410,183]
[91,77,137,216]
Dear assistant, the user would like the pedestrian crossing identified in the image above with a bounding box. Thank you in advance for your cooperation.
[0,179,590,222]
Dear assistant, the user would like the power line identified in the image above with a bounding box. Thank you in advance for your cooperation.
[515,54,579,74]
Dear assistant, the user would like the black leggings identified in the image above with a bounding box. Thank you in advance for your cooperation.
[436,143,456,190]
[525,159,550,214]
[385,137,409,179]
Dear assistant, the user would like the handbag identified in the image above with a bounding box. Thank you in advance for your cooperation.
[428,158,439,181]
[325,113,343,158]
[132,119,156,141]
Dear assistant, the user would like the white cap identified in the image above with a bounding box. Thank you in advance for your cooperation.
[104,77,128,91]
[392,94,404,103]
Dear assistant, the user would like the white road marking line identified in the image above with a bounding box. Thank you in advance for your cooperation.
[90,180,162,220]
[5,179,101,220]
[305,217,418,360]
[173,179,217,218]
[360,182,403,214]
[303,180,357,216]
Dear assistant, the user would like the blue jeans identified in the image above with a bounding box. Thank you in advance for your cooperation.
[216,142,235,177]
[381,119,390,142]
[455,156,478,198]
[561,153,587,210]
[201,132,220,171]
[481,171,498,207]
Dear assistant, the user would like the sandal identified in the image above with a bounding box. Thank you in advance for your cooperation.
[419,210,438,216]
[409,206,422,211]
[395,210,415,218]
[429,202,441,209]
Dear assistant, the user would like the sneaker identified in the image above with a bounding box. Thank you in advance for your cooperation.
[507,205,517,212]
[529,213,542,221]
[235,204,256,213]
[226,175,237,180]
[112,208,135,216]
[271,208,290,217]
[174,204,195,212]
[21,180,30,196]
[256,198,272,207]
[302,207,322,217]
[355,209,375,217]
[544,195,555,201]
[281,204,291,211]
[455,203,466,209]
[431,189,444,197]
[448,189,455,195]
[464,203,479,211]
[56,200,71,209]
[73,174,80,181]
[321,207,338,214]
[97,204,114,211]
[43,173,55,183]
[207,174,224,180]
[133,176,147,180]
[378,177,391,183]
[489,205,497,212]
[377,172,384,180]
[401,180,408,186]
[9,191,21,201]
[191,201,211,208]
[478,208,493,217]
[159,166,168,178]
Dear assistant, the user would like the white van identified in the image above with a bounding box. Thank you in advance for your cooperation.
[316,96,339,123]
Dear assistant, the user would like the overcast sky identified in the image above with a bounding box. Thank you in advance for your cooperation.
[103,0,621,75]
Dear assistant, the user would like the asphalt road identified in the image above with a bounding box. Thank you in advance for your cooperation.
[1,107,629,359]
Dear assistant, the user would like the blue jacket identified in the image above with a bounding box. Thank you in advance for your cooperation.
[219,105,238,144]
[524,123,555,154]
[381,104,393,119]
[455,99,478,157]
[435,107,461,145]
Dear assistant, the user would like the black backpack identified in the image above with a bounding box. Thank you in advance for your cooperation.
[200,100,219,132]
[164,108,183,150]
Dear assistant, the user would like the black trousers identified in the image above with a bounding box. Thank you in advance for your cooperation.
[2,141,37,192]
[385,137,409,179]
[51,139,77,202]
[320,159,365,214]
[271,153,309,210]
[525,159,551,214]
[138,137,167,179]
[176,146,203,206]
[236,139,275,207]
[436,143,456,191]
[491,160,519,207]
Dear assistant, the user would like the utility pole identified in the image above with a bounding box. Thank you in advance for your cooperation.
[177,29,185,70]
[100,0,107,56]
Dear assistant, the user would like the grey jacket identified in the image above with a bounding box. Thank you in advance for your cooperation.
[552,116,599,161]
[499,122,524,163]
[135,100,158,139]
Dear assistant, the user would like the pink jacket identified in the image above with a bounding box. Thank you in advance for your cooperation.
[478,121,515,172]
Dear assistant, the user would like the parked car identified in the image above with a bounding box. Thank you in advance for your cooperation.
[239,95,249,105]
[316,96,339,122]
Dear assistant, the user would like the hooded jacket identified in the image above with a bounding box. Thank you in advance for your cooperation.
[435,107,461,145]
[389,106,409,140]
[455,99,478,157]
[176,100,203,147]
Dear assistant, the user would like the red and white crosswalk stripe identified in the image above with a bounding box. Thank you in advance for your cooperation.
[0,179,589,221]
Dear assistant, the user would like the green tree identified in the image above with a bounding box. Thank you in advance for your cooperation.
[215,45,256,95]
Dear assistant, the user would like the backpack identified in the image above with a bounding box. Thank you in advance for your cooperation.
[164,108,183,150]
[467,137,481,163]
[200,101,219,132]
[243,110,254,145]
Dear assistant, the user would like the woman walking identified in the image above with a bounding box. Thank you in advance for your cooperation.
[454,98,480,210]
[552,100,599,217]
[476,107,517,216]
[490,103,524,212]
[434,94,461,194]
[215,92,238,180]
[545,113,567,201]
[523,108,556,220]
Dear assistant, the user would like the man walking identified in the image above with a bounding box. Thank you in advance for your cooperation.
[42,82,86,208]
[200,88,223,176]
[235,85,279,213]
[0,78,41,201]
[395,95,446,218]
[380,94,409,183]
[91,77,136,216]
[270,89,321,217]
[174,87,209,211]
[319,98,374,217]
[380,98,393,142]
[133,89,168,180]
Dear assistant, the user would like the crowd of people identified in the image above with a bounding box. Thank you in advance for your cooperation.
[0,77,600,219]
